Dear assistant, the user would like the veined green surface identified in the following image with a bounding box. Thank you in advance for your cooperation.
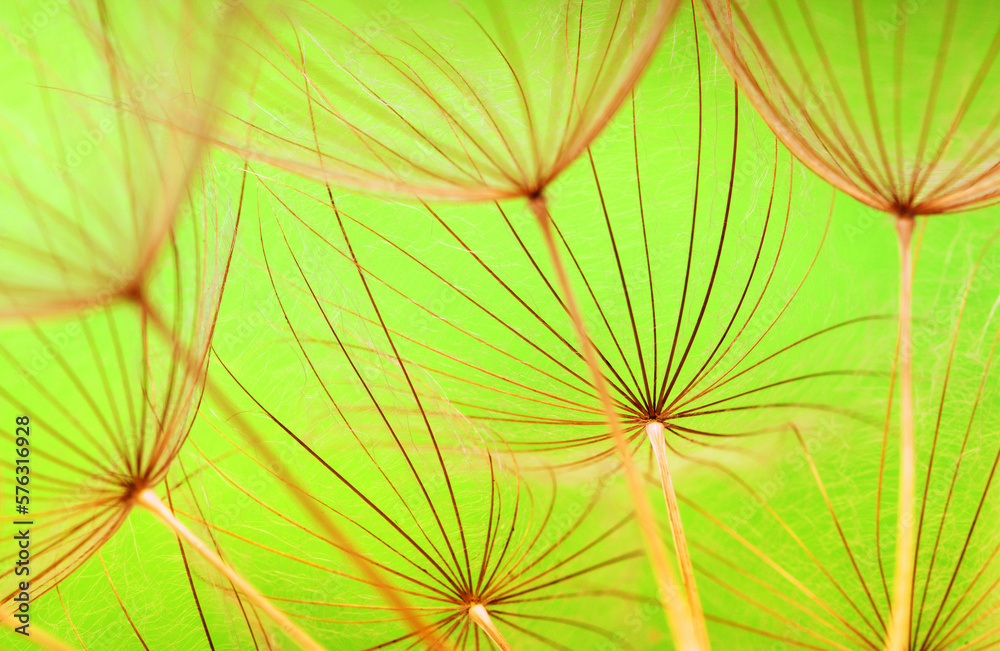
[0,0,999,649]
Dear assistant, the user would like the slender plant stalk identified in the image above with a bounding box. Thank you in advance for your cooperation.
[645,421,709,646]
[0,613,76,651]
[135,489,325,651]
[138,300,452,650]
[529,195,703,651]
[204,380,454,650]
[886,214,916,651]
[467,604,513,651]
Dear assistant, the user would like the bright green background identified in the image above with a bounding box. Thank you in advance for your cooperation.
[2,0,1000,649]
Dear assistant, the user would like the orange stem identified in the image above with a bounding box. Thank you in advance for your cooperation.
[0,613,77,651]
[529,195,703,650]
[885,214,916,651]
[135,489,325,651]
[141,300,452,650]
[467,604,513,651]
[646,421,709,646]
